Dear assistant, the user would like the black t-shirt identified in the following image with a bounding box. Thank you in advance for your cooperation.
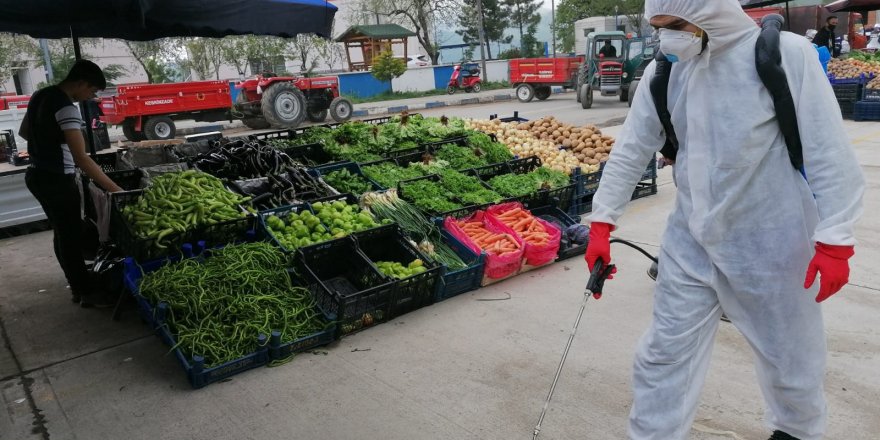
[25,86,83,174]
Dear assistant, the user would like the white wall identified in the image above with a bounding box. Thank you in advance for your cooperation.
[391,66,435,92]
[484,60,509,83]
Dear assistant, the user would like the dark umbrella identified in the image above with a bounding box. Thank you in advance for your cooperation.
[825,0,880,13]
[0,0,338,152]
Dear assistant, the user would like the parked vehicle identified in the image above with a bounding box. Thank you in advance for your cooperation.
[626,41,658,107]
[101,74,354,141]
[509,56,584,102]
[234,74,353,129]
[447,63,482,94]
[406,55,430,67]
[576,31,646,109]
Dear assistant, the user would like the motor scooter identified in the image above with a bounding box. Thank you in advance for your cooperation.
[447,63,482,94]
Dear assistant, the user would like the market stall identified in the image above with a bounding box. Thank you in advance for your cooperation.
[94,112,659,388]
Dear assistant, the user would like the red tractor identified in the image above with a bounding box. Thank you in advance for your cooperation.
[234,74,354,129]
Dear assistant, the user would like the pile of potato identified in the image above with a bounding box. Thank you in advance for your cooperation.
[828,58,880,79]
[465,118,598,174]
[867,76,880,90]
[515,117,614,166]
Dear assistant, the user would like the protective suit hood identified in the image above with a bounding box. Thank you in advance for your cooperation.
[645,0,758,56]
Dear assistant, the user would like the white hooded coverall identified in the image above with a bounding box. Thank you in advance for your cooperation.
[588,1,865,439]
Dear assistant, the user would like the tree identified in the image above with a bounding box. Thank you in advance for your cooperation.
[521,21,542,57]
[554,0,646,53]
[371,50,407,82]
[182,38,225,80]
[33,39,127,86]
[289,34,324,75]
[124,40,179,83]
[456,0,512,60]
[360,0,458,65]
[622,0,647,37]
[504,0,543,54]
[0,34,36,89]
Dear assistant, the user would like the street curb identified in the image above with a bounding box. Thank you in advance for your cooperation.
[353,90,574,118]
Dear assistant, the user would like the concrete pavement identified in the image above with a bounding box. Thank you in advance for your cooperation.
[1,116,878,439]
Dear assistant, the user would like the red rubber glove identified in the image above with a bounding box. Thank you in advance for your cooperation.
[804,243,854,303]
[584,222,617,295]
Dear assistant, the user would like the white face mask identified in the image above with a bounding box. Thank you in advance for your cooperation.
[658,28,704,63]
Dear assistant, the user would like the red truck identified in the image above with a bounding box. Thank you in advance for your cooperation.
[0,95,30,110]
[509,57,585,102]
[102,75,354,142]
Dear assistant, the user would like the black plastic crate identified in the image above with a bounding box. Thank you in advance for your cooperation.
[571,167,602,198]
[863,88,880,102]
[420,135,470,151]
[568,192,594,216]
[468,161,513,180]
[258,203,318,253]
[854,100,880,121]
[83,168,146,222]
[489,111,529,122]
[390,146,433,166]
[833,83,862,102]
[433,229,484,301]
[397,175,471,218]
[277,142,339,167]
[92,151,120,172]
[295,238,393,337]
[641,156,658,181]
[632,181,658,201]
[353,225,442,319]
[110,190,256,261]
[314,161,383,194]
[116,145,182,170]
[839,100,856,119]
[531,206,587,261]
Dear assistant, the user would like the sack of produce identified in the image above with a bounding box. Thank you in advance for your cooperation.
[444,211,524,282]
[486,202,561,267]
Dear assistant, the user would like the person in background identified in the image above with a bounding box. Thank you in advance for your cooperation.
[584,1,864,439]
[812,16,839,57]
[599,40,618,58]
[18,59,122,308]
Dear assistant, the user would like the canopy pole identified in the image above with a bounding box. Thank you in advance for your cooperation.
[786,2,791,31]
[73,36,83,60]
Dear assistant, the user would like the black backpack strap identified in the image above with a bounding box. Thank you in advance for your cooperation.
[756,14,804,171]
[649,50,679,161]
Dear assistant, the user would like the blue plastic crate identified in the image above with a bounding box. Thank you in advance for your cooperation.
[863,88,880,102]
[568,193,594,217]
[155,312,269,389]
[854,100,880,121]
[432,229,484,301]
[828,73,874,85]
[571,167,602,198]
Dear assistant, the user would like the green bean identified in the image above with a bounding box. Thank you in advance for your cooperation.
[140,242,330,368]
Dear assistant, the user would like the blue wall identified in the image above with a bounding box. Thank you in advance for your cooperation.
[338,72,391,99]
[433,66,455,90]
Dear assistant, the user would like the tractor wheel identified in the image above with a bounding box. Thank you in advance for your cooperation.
[261,82,307,128]
[516,84,535,103]
[580,84,593,109]
[619,87,629,102]
[535,86,552,101]
[307,108,329,123]
[122,120,145,142]
[242,117,271,130]
[471,82,482,93]
[329,97,353,123]
[143,116,176,141]
[628,80,639,107]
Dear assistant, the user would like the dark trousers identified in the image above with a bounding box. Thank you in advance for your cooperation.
[25,167,90,293]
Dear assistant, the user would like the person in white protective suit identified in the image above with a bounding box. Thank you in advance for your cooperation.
[582,1,865,439]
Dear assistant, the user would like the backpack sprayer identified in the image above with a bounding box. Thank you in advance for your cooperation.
[532,238,658,440]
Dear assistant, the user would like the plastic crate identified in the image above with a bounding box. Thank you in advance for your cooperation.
[828,73,874,85]
[123,245,272,389]
[258,203,317,253]
[833,83,862,102]
[420,135,470,151]
[314,161,383,194]
[632,181,658,200]
[353,225,442,318]
[839,100,856,119]
[116,145,182,170]
[277,142,339,167]
[110,190,256,261]
[489,111,529,122]
[854,100,880,121]
[641,156,658,181]
[83,168,146,222]
[468,161,513,180]
[295,238,394,337]
[530,206,586,261]
[568,193,594,216]
[432,229,484,301]
[92,151,120,172]
[398,175,472,218]
[863,88,880,102]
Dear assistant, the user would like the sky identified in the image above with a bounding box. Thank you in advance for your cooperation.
[435,5,555,62]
